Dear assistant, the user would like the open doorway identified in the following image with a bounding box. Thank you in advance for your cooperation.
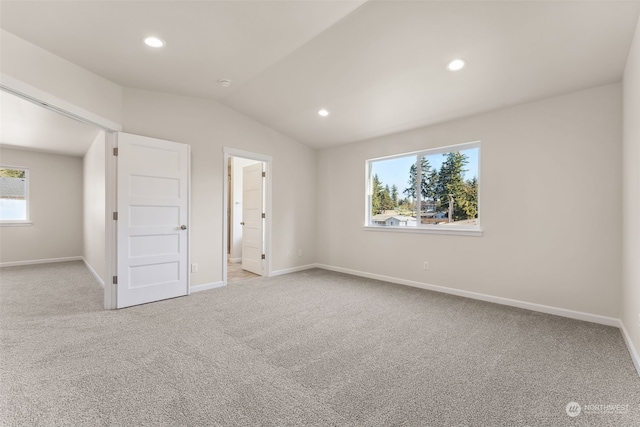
[222,148,272,285]
[228,156,262,283]
[0,85,118,309]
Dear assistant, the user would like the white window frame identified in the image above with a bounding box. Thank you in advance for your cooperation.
[0,165,31,226]
[364,141,482,237]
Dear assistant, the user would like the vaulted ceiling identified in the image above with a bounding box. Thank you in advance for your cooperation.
[1,91,100,156]
[1,0,639,154]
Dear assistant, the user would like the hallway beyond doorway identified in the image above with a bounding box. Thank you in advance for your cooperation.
[227,260,259,283]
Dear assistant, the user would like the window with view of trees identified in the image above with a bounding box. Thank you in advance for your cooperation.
[0,167,29,222]
[366,142,479,230]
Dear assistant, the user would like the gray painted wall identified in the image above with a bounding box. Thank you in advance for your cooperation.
[623,15,640,368]
[82,132,106,284]
[0,148,83,264]
[317,83,622,318]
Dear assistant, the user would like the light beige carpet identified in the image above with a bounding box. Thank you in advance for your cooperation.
[1,261,638,426]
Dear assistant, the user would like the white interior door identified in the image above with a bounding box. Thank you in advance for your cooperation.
[242,162,264,275]
[116,132,190,308]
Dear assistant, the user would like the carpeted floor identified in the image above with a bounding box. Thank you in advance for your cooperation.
[1,261,638,426]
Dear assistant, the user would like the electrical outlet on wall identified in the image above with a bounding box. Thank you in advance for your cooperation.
[423,261,429,270]
[191,263,198,273]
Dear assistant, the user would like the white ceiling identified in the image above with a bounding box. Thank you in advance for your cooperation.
[1,0,639,152]
[0,91,100,157]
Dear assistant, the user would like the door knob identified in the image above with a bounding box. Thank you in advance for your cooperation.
[180,225,187,230]
[240,222,245,226]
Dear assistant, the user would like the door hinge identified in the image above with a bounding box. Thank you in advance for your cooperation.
[262,213,266,219]
[113,212,118,220]
[112,276,118,285]
[262,171,266,178]
[113,147,118,156]
[261,254,266,260]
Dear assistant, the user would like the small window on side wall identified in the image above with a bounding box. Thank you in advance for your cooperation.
[0,166,29,223]
[366,141,480,234]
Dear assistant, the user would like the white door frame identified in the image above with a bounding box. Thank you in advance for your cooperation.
[1,74,122,309]
[105,132,118,309]
[222,147,273,284]
[240,162,265,275]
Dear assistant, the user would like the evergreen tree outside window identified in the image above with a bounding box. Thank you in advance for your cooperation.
[0,166,29,223]
[366,142,480,234]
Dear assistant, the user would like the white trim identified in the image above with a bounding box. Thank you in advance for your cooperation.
[224,147,273,163]
[309,263,638,377]
[0,73,122,132]
[367,140,481,163]
[314,263,620,327]
[620,321,640,377]
[82,257,105,288]
[222,147,273,285]
[0,165,30,223]
[187,143,192,296]
[0,75,121,310]
[228,257,242,263]
[190,281,225,293]
[271,264,318,277]
[363,225,483,237]
[0,256,82,268]
[104,132,117,309]
[365,140,482,233]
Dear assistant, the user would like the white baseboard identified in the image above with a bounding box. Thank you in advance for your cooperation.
[0,256,83,268]
[314,263,620,328]
[81,257,105,288]
[228,258,241,263]
[315,263,640,376]
[271,264,318,277]
[620,321,640,377]
[190,281,225,293]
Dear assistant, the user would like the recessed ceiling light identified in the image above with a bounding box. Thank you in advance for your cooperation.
[318,109,329,117]
[144,37,165,48]
[447,59,466,71]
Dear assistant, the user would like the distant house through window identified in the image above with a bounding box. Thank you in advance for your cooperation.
[366,141,480,234]
[0,166,29,223]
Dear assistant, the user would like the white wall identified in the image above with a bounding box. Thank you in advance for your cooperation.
[317,83,622,318]
[0,30,122,125]
[230,157,260,261]
[83,132,106,284]
[122,88,317,286]
[1,31,317,287]
[0,148,83,264]
[622,16,640,366]
[0,29,633,343]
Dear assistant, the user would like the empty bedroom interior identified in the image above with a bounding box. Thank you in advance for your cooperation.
[1,1,640,425]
